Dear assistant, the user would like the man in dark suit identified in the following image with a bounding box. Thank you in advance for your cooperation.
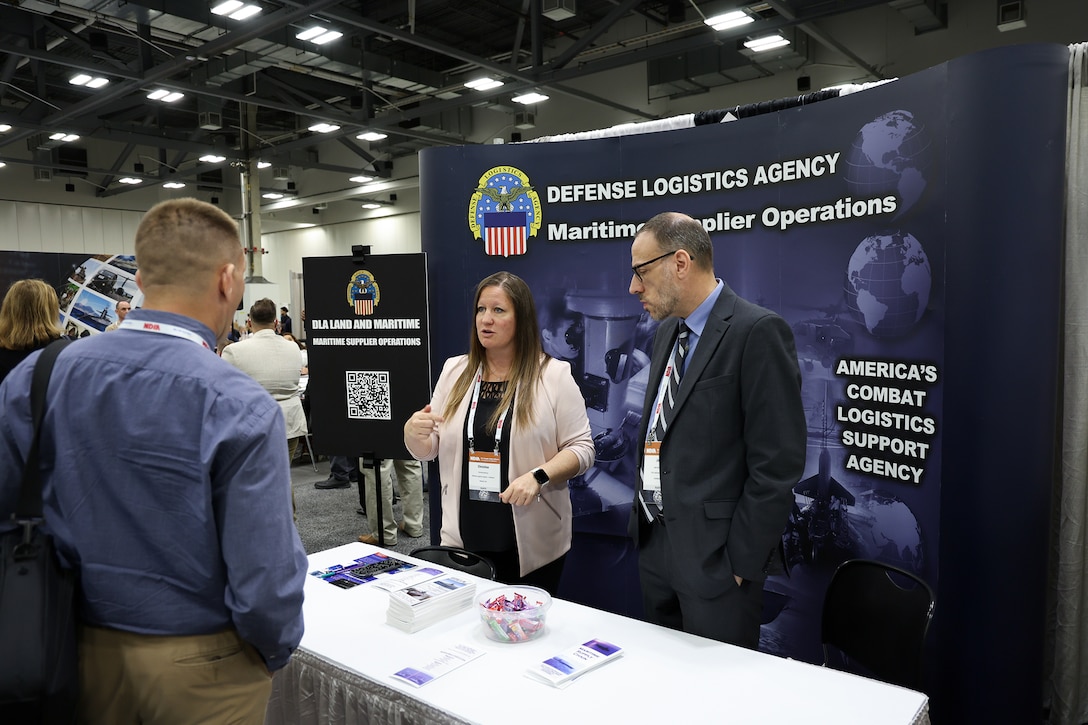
[628,211,807,649]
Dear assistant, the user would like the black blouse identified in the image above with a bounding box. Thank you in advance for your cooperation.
[458,381,516,553]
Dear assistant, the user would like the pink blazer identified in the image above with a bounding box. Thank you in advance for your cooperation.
[406,355,594,575]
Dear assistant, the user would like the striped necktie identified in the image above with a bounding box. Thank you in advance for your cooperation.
[654,322,689,441]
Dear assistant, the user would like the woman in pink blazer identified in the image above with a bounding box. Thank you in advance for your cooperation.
[404,272,594,594]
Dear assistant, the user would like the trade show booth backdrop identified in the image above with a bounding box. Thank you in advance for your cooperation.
[0,42,1069,725]
[418,43,1067,724]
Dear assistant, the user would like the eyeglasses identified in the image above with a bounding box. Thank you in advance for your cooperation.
[631,250,676,282]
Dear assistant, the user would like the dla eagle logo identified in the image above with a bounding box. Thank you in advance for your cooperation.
[468,166,542,257]
[346,270,379,316]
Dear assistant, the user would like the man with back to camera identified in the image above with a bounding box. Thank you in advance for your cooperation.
[0,198,307,723]
[628,211,807,649]
[223,297,308,468]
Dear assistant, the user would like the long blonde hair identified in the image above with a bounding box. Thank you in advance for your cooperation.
[0,279,62,350]
[443,272,547,431]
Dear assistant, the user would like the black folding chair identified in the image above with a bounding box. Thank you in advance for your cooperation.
[821,558,935,691]
[409,546,497,580]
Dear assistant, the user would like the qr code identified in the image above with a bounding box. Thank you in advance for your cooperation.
[345,371,391,420]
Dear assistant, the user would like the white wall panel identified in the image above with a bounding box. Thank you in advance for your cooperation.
[80,207,105,253]
[120,211,142,255]
[16,203,43,252]
[37,205,63,253]
[61,206,85,253]
[0,202,17,251]
[261,212,422,302]
[100,209,125,253]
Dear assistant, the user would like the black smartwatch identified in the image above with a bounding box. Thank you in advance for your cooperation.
[532,468,550,487]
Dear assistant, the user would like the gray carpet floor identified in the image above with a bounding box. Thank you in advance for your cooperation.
[291,455,432,556]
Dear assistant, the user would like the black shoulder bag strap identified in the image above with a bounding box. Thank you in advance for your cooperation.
[13,339,71,532]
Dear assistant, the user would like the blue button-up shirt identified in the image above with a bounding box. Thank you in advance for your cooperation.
[678,279,725,373]
[0,309,306,671]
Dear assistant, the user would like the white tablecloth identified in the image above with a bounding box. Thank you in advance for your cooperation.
[266,543,929,725]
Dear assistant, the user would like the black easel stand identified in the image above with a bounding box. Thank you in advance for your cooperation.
[354,459,366,515]
[364,454,386,547]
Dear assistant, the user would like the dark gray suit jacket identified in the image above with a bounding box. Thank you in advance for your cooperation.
[630,282,807,598]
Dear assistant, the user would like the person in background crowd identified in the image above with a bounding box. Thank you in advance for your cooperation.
[282,332,307,373]
[316,456,357,489]
[279,305,292,336]
[228,318,242,343]
[358,458,424,547]
[404,271,594,595]
[627,211,807,649]
[0,278,63,384]
[104,299,131,331]
[223,297,308,520]
[0,198,307,723]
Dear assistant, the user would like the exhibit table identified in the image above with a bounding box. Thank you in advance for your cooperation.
[265,543,929,725]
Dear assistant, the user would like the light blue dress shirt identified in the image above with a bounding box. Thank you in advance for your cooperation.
[0,309,307,671]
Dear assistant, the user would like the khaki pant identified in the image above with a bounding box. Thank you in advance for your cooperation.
[287,437,300,521]
[364,458,425,544]
[80,626,273,725]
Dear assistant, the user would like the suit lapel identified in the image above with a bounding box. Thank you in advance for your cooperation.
[667,288,736,429]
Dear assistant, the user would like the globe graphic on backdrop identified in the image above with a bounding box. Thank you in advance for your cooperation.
[844,110,932,217]
[848,490,924,571]
[843,231,931,337]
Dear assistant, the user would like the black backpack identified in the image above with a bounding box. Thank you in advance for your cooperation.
[0,339,79,723]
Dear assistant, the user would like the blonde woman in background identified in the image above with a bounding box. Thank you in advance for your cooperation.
[0,278,63,384]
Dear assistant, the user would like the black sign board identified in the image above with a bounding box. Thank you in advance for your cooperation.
[302,253,430,459]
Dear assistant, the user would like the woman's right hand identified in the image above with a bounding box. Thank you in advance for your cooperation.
[406,404,444,445]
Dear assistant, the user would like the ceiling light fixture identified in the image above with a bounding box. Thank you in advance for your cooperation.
[118,177,143,185]
[49,132,80,143]
[465,77,505,91]
[296,27,342,44]
[212,1,242,13]
[262,192,285,199]
[361,202,382,209]
[230,5,262,20]
[212,1,263,20]
[163,181,186,189]
[0,125,11,133]
[147,89,185,102]
[356,131,387,142]
[308,122,341,133]
[704,10,754,31]
[70,74,110,88]
[257,160,271,169]
[199,154,226,163]
[0,162,6,168]
[350,175,374,183]
[743,34,790,52]
[512,91,549,105]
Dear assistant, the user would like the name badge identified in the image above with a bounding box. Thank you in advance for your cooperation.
[468,451,502,502]
[642,442,662,496]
